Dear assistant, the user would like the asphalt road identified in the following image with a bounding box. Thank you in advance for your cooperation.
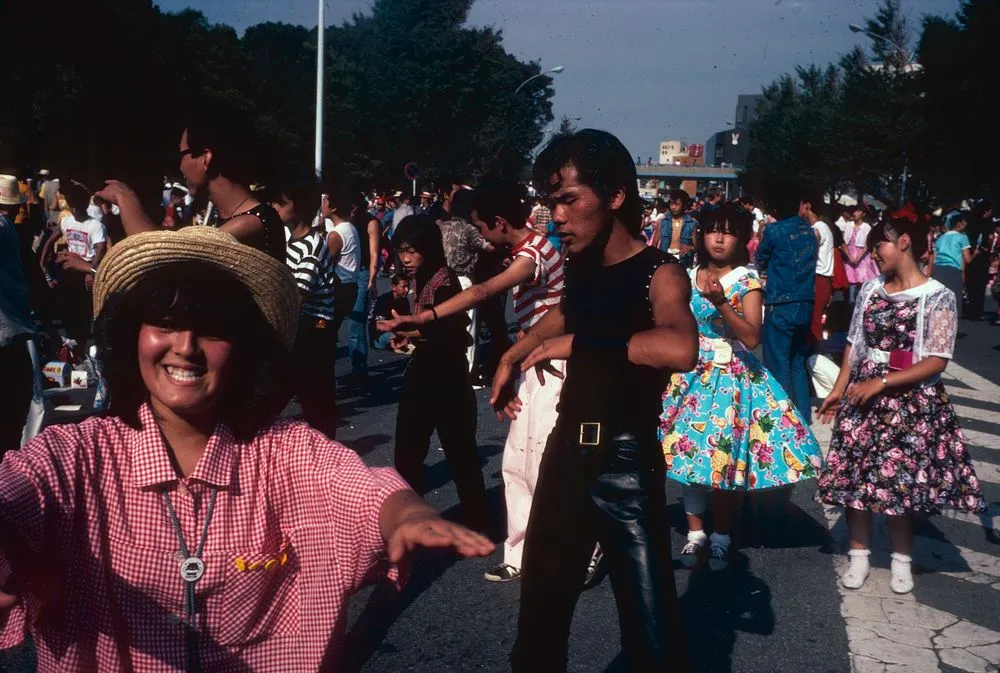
[3,296,997,673]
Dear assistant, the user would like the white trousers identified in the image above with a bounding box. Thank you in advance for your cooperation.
[808,353,840,399]
[21,337,45,446]
[501,360,564,569]
[457,275,478,374]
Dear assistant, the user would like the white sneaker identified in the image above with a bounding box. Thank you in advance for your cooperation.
[841,549,871,590]
[890,553,914,594]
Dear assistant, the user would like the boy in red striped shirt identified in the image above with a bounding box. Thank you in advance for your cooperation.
[377,178,564,582]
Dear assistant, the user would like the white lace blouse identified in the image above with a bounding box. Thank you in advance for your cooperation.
[846,276,958,376]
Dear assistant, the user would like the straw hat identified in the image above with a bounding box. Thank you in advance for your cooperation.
[93,227,300,350]
[0,175,24,206]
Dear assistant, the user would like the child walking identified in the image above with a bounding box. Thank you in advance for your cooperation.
[661,203,823,570]
[817,217,986,594]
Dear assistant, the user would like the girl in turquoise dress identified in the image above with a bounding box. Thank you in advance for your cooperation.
[660,203,823,570]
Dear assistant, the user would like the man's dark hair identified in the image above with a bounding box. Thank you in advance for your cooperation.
[277,179,321,221]
[472,177,529,230]
[94,262,290,441]
[799,188,825,213]
[707,187,723,201]
[391,272,409,286]
[695,202,753,267]
[532,129,643,237]
[450,188,475,223]
[668,189,691,210]
[867,217,929,260]
[654,197,666,211]
[182,99,257,187]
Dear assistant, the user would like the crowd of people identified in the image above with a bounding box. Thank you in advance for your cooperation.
[0,118,995,672]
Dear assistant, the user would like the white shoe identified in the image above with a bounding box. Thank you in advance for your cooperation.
[890,553,914,594]
[841,549,870,590]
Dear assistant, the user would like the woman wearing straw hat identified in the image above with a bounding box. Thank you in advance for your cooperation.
[95,100,286,263]
[0,226,493,671]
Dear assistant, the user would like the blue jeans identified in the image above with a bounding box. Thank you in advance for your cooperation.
[762,301,813,424]
[349,268,371,375]
[373,332,394,351]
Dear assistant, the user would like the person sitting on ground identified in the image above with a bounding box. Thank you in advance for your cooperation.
[95,99,285,262]
[0,226,493,671]
[371,272,412,352]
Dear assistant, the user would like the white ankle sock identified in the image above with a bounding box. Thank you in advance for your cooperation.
[709,532,732,550]
[842,549,870,589]
[687,530,708,546]
[890,553,914,594]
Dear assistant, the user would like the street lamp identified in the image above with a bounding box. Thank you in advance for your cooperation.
[514,65,565,94]
[315,0,325,184]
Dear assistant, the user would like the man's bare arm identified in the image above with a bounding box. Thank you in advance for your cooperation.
[627,263,698,372]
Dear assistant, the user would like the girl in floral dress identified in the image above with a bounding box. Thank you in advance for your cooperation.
[817,218,986,595]
[660,204,823,570]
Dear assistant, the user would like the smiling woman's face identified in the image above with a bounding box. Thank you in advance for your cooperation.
[137,323,235,420]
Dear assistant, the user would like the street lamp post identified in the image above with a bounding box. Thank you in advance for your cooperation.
[514,65,565,94]
[849,23,915,206]
[315,0,325,185]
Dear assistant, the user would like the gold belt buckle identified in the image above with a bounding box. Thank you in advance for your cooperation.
[579,422,602,446]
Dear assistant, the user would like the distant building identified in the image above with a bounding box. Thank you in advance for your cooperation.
[659,140,684,165]
[703,94,762,168]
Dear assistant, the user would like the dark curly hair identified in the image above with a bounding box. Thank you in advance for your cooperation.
[94,262,291,440]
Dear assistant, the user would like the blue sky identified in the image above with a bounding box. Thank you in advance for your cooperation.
[154,0,959,160]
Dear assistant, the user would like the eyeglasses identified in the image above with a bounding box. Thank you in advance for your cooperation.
[179,148,193,158]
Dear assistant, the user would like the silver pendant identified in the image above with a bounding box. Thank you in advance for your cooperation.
[180,557,205,583]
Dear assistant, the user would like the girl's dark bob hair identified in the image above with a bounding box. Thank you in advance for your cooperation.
[867,217,929,260]
[94,261,291,440]
[694,202,753,267]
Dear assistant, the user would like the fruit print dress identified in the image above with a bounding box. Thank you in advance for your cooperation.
[660,266,823,490]
[816,277,986,515]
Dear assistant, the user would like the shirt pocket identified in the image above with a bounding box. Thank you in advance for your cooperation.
[208,538,301,646]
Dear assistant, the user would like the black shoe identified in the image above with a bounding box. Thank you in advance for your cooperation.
[583,545,606,589]
[484,563,521,582]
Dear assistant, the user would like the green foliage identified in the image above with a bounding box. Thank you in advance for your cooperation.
[743,0,998,210]
[1,0,553,197]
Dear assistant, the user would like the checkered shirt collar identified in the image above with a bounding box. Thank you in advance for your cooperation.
[131,403,237,490]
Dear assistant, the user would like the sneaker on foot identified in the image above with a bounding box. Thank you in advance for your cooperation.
[841,549,871,590]
[890,553,913,594]
[484,563,521,582]
[679,540,703,568]
[708,543,729,571]
[583,546,605,589]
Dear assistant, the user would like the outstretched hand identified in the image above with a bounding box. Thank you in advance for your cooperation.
[386,511,494,564]
[377,309,423,333]
[521,335,573,373]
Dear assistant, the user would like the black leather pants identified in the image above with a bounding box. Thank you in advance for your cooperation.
[510,418,691,673]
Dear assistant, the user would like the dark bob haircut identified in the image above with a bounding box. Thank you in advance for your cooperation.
[695,202,753,267]
[867,217,929,260]
[183,98,258,188]
[472,177,529,230]
[392,214,447,289]
[531,129,643,238]
[94,262,291,441]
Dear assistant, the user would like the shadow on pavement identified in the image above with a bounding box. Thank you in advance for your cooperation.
[339,488,503,673]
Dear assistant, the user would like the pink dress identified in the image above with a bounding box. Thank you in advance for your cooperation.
[844,222,880,285]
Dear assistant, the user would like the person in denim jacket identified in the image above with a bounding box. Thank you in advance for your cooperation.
[754,190,819,423]
[652,189,698,268]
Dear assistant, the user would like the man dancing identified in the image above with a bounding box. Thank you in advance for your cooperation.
[493,130,697,672]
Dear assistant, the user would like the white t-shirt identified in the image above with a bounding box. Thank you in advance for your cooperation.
[61,214,107,262]
[324,218,359,283]
[813,220,834,277]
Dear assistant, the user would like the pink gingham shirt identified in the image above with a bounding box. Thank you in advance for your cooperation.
[0,404,410,671]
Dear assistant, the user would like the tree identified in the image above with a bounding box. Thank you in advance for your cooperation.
[1,0,554,197]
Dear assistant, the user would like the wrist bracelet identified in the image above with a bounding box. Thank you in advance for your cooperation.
[430,307,439,321]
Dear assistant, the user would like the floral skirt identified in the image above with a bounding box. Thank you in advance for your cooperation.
[660,350,823,491]
[816,362,987,516]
